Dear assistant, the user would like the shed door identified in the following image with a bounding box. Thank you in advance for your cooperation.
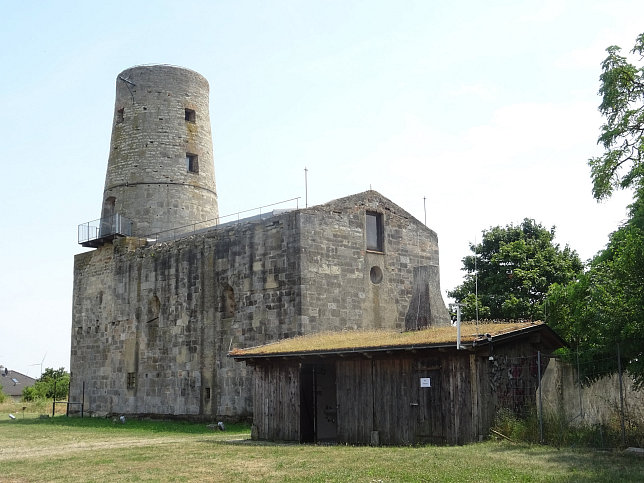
[414,363,445,444]
[300,363,337,443]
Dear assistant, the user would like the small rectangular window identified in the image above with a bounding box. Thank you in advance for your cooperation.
[366,211,384,252]
[116,108,124,124]
[205,387,211,400]
[185,108,196,122]
[127,372,136,389]
[186,153,199,173]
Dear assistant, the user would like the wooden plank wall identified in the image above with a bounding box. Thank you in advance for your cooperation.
[442,354,473,444]
[253,362,300,441]
[251,350,499,445]
[336,359,373,444]
[373,358,414,445]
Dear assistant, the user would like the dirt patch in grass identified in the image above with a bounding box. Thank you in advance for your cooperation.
[0,435,189,461]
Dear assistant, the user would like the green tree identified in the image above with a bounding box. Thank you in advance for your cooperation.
[449,219,583,320]
[0,383,6,403]
[22,367,70,401]
[547,33,644,388]
[547,195,644,387]
[588,33,644,201]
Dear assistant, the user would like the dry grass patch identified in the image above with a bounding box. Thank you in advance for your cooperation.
[230,321,541,356]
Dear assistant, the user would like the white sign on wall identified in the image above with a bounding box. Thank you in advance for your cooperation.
[420,377,431,388]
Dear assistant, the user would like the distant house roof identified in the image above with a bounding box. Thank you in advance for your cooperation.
[0,368,37,398]
[229,321,565,360]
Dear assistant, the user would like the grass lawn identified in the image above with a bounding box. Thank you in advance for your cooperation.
[0,406,642,482]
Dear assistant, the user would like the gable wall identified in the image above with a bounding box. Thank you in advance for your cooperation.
[299,192,448,334]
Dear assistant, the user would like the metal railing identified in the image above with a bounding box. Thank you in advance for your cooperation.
[78,214,132,245]
[144,197,301,244]
[77,197,300,246]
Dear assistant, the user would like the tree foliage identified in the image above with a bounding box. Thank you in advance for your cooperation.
[589,33,644,201]
[22,367,70,401]
[547,194,644,387]
[449,219,583,320]
[546,33,644,389]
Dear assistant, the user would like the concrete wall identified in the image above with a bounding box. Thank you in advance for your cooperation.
[540,359,644,427]
[70,191,449,419]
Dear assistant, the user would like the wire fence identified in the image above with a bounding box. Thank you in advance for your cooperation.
[493,346,644,449]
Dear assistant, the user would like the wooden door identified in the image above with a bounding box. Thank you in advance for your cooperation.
[413,360,445,444]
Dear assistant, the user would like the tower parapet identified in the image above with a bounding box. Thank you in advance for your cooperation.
[99,65,218,239]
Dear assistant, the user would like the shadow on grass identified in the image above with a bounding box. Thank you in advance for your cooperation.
[488,439,644,473]
[196,437,299,446]
[0,416,252,435]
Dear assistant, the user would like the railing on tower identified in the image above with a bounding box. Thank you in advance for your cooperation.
[78,214,132,247]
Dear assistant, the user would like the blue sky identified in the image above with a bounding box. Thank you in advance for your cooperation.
[1,0,642,377]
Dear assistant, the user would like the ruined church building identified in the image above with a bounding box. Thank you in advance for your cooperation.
[70,65,449,419]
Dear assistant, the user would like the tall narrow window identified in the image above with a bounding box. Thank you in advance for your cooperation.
[116,108,124,124]
[186,153,199,173]
[127,372,136,389]
[185,108,196,122]
[366,211,384,252]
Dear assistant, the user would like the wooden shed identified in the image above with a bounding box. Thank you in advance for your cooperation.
[230,322,565,445]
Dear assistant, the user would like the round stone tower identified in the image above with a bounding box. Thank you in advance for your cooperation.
[101,65,218,238]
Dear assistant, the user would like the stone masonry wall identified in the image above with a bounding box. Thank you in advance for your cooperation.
[70,191,448,419]
[71,212,301,419]
[298,191,448,334]
[102,65,218,238]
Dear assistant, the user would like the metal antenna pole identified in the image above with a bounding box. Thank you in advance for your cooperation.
[423,197,427,225]
[305,167,308,208]
[474,236,479,334]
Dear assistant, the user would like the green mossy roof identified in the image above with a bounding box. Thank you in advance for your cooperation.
[230,321,546,358]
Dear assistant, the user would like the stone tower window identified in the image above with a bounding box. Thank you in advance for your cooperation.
[185,108,196,122]
[116,108,124,124]
[186,153,199,173]
[366,211,384,252]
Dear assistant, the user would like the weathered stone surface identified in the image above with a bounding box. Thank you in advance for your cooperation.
[70,191,449,419]
[101,65,218,238]
[70,66,448,421]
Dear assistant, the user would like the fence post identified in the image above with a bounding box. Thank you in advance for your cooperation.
[538,350,543,443]
[576,350,583,419]
[617,343,626,446]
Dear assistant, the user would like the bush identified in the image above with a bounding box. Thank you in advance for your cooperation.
[22,367,70,401]
[491,407,644,449]
[0,383,6,403]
